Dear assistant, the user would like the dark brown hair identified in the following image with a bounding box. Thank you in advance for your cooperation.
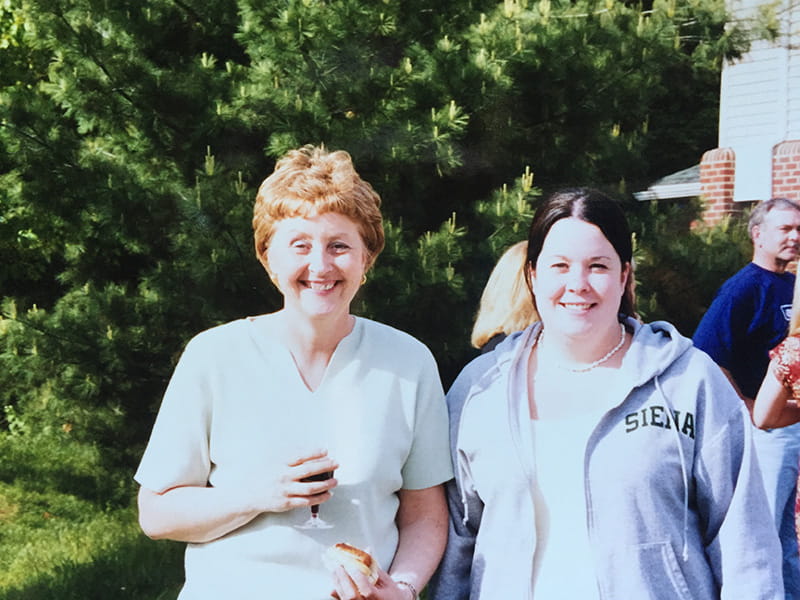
[525,187,636,318]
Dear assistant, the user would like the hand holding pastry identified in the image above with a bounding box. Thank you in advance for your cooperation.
[325,543,416,600]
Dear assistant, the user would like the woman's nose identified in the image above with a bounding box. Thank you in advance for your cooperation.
[307,246,329,272]
[566,267,588,291]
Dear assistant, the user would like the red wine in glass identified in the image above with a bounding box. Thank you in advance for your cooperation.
[297,470,334,529]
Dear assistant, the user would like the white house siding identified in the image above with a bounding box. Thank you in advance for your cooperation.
[719,0,800,201]
[788,5,800,139]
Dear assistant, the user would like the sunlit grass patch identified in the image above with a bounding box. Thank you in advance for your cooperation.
[0,482,182,599]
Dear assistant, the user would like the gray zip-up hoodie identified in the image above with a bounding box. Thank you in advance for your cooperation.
[429,318,783,600]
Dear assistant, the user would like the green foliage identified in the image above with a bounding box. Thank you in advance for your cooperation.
[0,0,768,594]
[0,482,183,598]
[630,199,752,335]
[0,0,746,447]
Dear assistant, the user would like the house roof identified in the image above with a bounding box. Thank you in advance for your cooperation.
[633,164,701,201]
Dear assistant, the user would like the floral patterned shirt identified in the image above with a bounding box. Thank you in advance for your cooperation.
[770,335,800,398]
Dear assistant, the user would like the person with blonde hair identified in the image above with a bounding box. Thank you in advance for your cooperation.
[470,241,539,353]
[754,273,800,428]
[135,145,452,600]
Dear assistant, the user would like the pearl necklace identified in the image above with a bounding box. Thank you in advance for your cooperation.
[537,322,627,373]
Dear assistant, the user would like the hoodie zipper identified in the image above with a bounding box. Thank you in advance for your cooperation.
[505,325,540,600]
[452,326,538,600]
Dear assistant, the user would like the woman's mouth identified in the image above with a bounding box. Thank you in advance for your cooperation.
[306,281,336,291]
[560,302,593,311]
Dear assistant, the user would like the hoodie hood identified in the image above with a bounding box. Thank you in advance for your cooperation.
[621,318,695,389]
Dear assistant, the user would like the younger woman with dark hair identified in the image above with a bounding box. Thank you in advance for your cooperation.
[430,187,782,599]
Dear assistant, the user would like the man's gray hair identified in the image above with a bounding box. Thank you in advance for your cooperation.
[748,197,800,240]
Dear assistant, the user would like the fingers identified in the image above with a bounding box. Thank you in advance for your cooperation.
[252,450,340,514]
[288,448,332,467]
[285,474,337,508]
[287,449,325,467]
[295,459,339,481]
[332,565,360,599]
[331,565,377,600]
[281,490,332,509]
[291,455,339,502]
[303,488,335,507]
[288,451,339,483]
[300,473,338,492]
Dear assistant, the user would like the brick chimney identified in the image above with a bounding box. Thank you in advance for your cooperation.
[700,147,737,225]
[772,140,800,201]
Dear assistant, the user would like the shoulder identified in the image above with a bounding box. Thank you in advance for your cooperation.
[714,264,764,296]
[447,327,530,412]
[721,263,793,293]
[355,318,440,376]
[181,319,249,357]
[449,352,501,397]
[633,321,739,400]
[696,267,763,330]
[662,343,747,430]
[357,317,433,354]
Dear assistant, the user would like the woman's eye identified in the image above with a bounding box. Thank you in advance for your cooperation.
[590,263,609,271]
[331,242,350,252]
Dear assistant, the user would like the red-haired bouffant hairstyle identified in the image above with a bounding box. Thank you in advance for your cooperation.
[253,145,385,272]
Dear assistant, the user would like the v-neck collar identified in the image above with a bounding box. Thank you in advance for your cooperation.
[245,315,365,394]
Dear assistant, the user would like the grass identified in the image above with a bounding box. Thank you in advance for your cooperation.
[0,481,183,599]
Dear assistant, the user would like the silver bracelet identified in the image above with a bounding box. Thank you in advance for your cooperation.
[393,579,418,600]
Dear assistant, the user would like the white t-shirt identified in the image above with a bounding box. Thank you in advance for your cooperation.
[532,413,602,600]
[135,316,453,599]
[530,366,625,600]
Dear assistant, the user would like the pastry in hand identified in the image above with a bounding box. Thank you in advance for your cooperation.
[323,542,379,584]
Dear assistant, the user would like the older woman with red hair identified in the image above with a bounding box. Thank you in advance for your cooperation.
[135,145,452,600]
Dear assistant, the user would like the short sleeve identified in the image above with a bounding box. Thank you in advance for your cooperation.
[400,349,454,490]
[769,335,800,398]
[134,336,213,492]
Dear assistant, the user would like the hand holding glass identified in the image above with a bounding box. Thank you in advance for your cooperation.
[297,469,335,529]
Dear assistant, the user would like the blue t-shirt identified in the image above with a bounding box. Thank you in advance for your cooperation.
[693,262,794,399]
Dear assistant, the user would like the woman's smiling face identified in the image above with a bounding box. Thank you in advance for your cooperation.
[266,211,367,321]
[530,217,630,341]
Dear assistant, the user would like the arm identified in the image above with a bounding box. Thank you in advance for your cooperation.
[753,361,800,429]
[332,337,455,599]
[138,450,338,543]
[388,485,449,592]
[332,485,448,600]
[138,485,262,543]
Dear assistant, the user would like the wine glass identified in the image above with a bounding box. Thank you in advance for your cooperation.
[296,470,335,529]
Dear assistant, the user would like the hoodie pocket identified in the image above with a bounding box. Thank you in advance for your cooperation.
[603,541,692,600]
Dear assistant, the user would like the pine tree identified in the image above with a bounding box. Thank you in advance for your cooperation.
[0,0,758,501]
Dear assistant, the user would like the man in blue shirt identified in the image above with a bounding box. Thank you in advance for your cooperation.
[694,197,800,598]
